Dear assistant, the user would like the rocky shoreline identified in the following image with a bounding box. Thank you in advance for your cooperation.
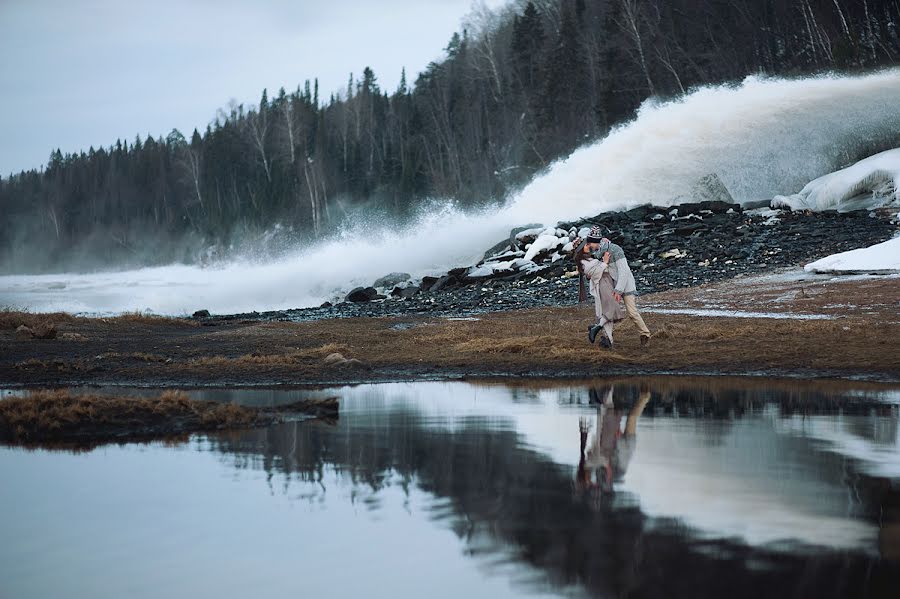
[211,201,899,323]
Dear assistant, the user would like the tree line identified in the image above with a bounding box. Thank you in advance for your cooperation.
[2,0,898,272]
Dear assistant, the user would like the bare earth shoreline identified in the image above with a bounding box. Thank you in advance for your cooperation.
[2,270,898,388]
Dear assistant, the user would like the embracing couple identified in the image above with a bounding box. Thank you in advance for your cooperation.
[573,224,651,350]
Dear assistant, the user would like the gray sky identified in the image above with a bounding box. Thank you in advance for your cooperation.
[0,0,509,176]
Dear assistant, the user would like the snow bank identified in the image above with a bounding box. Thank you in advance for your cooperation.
[523,231,563,262]
[804,236,900,274]
[773,148,900,212]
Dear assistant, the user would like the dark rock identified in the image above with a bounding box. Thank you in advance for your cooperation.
[429,275,455,292]
[448,267,468,278]
[420,276,439,291]
[392,286,420,299]
[700,213,733,226]
[319,301,333,308]
[675,223,705,236]
[482,239,512,261]
[699,200,740,214]
[676,203,702,217]
[742,200,772,210]
[15,325,34,340]
[478,250,522,265]
[373,272,411,288]
[192,309,211,319]
[624,205,652,221]
[346,286,379,303]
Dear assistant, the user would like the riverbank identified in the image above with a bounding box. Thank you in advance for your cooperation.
[2,270,898,386]
[0,389,338,448]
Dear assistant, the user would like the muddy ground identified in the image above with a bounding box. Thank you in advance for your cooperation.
[2,271,898,386]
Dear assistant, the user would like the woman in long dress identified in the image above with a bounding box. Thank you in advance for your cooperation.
[575,239,625,348]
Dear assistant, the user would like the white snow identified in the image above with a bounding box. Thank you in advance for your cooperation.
[745,206,782,225]
[514,227,545,240]
[773,148,900,212]
[804,236,900,274]
[523,233,563,262]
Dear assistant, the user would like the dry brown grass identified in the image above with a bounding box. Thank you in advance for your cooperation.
[188,343,350,368]
[107,312,199,327]
[0,389,262,445]
[98,352,169,363]
[0,309,76,330]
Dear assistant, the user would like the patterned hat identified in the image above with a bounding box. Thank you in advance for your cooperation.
[586,224,606,242]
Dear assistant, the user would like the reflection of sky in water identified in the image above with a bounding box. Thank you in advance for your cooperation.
[1,380,898,598]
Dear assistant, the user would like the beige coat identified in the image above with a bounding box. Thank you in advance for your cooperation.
[581,257,625,322]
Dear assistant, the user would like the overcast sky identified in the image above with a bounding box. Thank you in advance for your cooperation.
[0,0,510,176]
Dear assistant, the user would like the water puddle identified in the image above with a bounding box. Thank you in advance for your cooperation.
[2,378,899,597]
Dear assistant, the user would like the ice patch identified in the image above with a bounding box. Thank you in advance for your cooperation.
[643,308,833,320]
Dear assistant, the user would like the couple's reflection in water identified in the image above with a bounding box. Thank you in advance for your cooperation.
[576,385,650,503]
[206,379,900,598]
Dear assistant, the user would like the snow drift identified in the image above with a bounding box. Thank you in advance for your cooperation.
[804,236,900,274]
[773,148,900,212]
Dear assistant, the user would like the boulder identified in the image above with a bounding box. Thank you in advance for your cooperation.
[15,325,34,340]
[192,309,211,319]
[373,272,411,289]
[420,276,439,291]
[691,173,735,205]
[392,286,420,299]
[482,239,512,261]
[346,286,379,303]
[429,275,455,292]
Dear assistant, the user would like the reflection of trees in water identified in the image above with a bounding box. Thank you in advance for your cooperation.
[207,385,900,598]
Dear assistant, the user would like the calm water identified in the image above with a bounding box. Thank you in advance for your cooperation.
[2,379,899,598]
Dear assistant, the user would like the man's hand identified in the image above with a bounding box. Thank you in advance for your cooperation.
[602,251,611,264]
[614,292,622,303]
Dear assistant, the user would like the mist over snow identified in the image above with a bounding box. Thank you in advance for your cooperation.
[2,70,900,315]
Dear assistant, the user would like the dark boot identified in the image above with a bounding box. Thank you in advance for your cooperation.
[640,335,650,350]
[588,323,603,344]
[599,335,612,349]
